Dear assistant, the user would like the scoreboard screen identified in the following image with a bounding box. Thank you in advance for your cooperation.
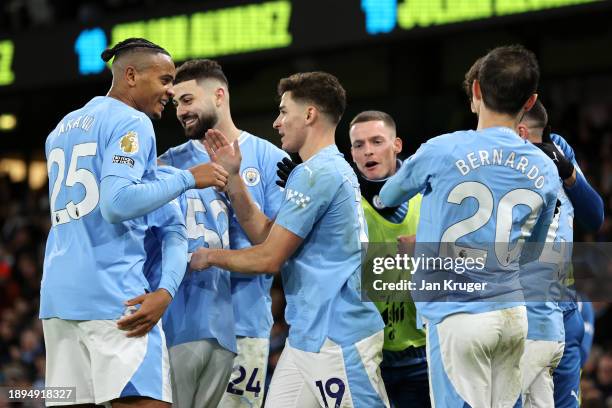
[0,0,606,92]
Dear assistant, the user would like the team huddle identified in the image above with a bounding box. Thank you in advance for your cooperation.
[41,37,604,408]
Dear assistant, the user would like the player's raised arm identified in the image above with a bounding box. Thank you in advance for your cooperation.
[549,134,604,231]
[379,141,434,207]
[204,128,274,244]
[566,169,604,231]
[100,162,228,223]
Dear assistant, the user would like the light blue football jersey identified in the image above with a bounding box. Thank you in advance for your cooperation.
[550,133,582,313]
[144,167,236,353]
[520,184,572,342]
[274,145,384,353]
[159,131,287,339]
[520,134,582,342]
[380,127,561,327]
[41,96,161,320]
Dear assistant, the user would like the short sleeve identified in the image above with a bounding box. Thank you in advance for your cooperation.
[101,115,156,182]
[274,165,339,239]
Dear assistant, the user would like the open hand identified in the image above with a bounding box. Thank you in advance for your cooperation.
[117,289,172,337]
[204,129,242,177]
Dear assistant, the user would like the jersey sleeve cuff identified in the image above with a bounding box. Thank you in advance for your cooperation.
[180,169,196,189]
[274,217,308,240]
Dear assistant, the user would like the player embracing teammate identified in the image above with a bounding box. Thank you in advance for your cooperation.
[42,37,603,408]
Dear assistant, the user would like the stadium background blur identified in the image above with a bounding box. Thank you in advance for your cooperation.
[0,0,611,406]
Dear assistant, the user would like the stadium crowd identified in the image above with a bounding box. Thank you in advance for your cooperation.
[0,93,610,406]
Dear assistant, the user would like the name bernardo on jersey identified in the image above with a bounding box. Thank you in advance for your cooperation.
[455,148,547,189]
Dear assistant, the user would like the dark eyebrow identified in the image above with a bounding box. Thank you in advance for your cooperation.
[177,94,193,103]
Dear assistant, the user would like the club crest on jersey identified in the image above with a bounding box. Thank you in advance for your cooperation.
[242,167,260,186]
[119,131,139,154]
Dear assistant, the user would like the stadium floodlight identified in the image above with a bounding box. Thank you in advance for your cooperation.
[0,113,16,131]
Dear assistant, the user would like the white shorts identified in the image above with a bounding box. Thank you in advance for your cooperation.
[219,336,269,408]
[169,339,235,408]
[427,306,527,408]
[520,339,565,408]
[42,318,171,406]
[265,331,389,408]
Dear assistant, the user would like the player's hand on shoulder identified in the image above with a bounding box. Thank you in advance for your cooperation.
[117,289,173,337]
[204,129,242,177]
[189,162,229,189]
[276,157,298,188]
[190,247,212,271]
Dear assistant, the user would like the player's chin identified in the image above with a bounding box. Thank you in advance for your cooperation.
[150,109,163,120]
[281,140,297,153]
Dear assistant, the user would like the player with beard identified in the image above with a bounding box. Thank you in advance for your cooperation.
[348,110,429,408]
[158,59,287,408]
[41,38,228,408]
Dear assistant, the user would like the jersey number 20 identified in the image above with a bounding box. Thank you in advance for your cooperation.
[440,181,544,266]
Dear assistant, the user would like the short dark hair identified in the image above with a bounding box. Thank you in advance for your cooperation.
[478,45,539,115]
[522,99,548,128]
[277,72,346,124]
[174,59,228,87]
[350,110,396,132]
[463,56,484,101]
[101,37,169,62]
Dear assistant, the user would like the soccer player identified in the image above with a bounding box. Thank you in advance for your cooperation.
[516,102,604,407]
[158,59,287,408]
[41,38,228,407]
[514,101,567,407]
[191,72,389,407]
[380,45,560,407]
[348,110,429,407]
[143,166,236,408]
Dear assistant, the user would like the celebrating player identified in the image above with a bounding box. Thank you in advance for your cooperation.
[158,59,287,407]
[516,101,604,407]
[41,38,227,407]
[191,71,389,407]
[380,45,560,407]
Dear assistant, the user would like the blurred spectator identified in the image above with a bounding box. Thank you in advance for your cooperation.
[596,352,612,404]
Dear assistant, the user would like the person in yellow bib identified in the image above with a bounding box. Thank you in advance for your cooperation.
[348,110,429,408]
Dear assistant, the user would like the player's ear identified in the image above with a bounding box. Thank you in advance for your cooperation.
[214,87,225,107]
[523,93,538,112]
[517,124,529,140]
[125,65,137,87]
[472,80,482,102]
[305,106,317,125]
[393,136,402,154]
